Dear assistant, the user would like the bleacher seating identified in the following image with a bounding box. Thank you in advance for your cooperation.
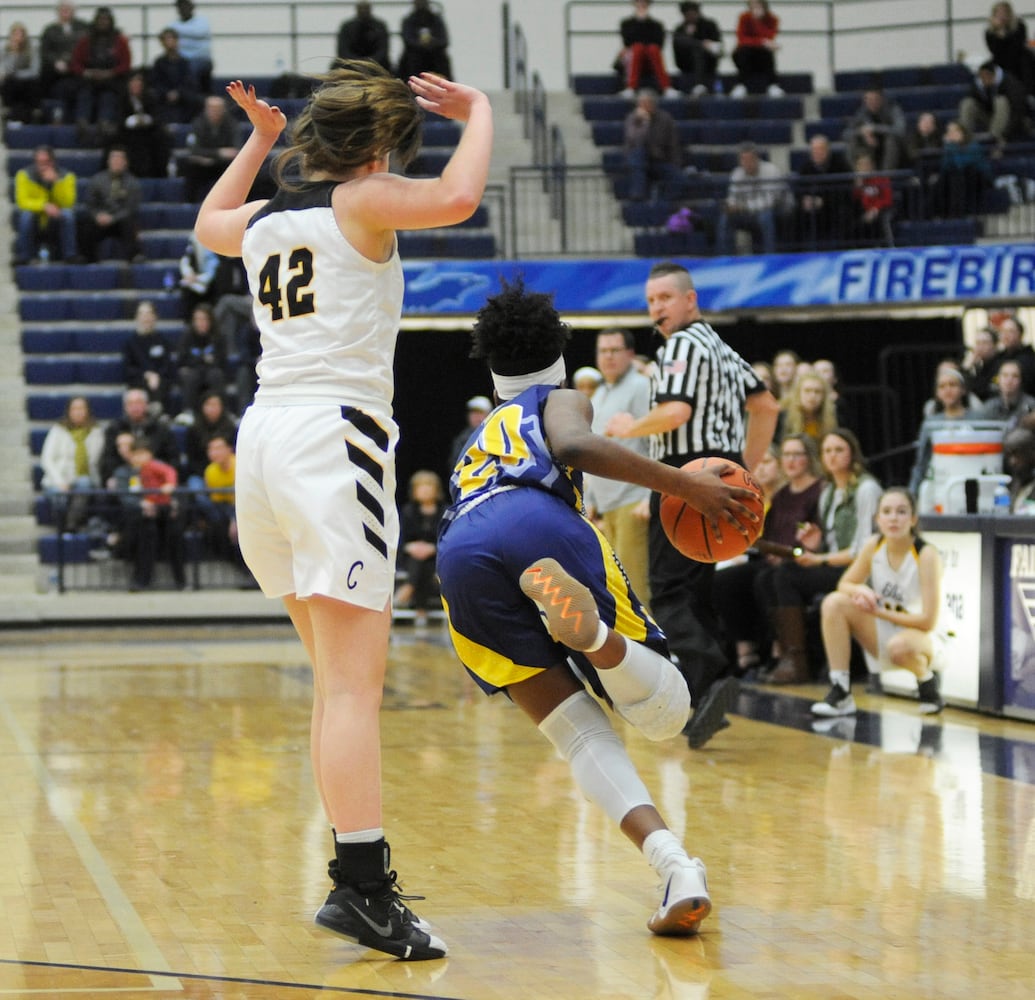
[575,60,1034,258]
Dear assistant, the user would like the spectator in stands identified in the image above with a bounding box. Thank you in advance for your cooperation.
[671,1,723,97]
[183,390,238,484]
[573,366,604,397]
[177,94,243,202]
[39,2,89,124]
[778,371,838,447]
[70,6,131,138]
[795,133,852,246]
[980,358,1035,427]
[928,120,992,218]
[985,2,1034,96]
[813,357,853,427]
[622,89,684,201]
[177,231,221,319]
[205,255,258,410]
[100,387,181,484]
[114,70,173,179]
[850,152,894,246]
[199,432,247,568]
[446,394,492,475]
[615,0,677,99]
[583,328,653,606]
[730,0,782,98]
[394,470,446,625]
[714,436,821,674]
[116,435,187,591]
[336,2,391,71]
[752,359,775,393]
[716,142,791,255]
[1,22,41,124]
[1003,420,1035,513]
[909,366,980,497]
[906,110,943,168]
[40,395,105,531]
[771,348,800,401]
[959,60,1033,148]
[13,144,78,265]
[150,27,203,125]
[760,428,881,684]
[396,0,451,80]
[123,300,177,415]
[995,316,1035,394]
[963,326,1001,401]
[844,87,907,171]
[176,303,227,420]
[166,0,212,93]
[78,146,141,263]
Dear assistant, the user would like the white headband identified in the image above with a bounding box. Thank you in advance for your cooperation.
[491,356,567,400]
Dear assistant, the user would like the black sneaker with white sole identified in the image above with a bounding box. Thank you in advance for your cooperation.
[314,872,447,961]
[917,674,944,715]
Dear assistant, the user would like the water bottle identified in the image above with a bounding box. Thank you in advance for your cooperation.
[993,481,1011,515]
[164,270,176,291]
[38,246,50,265]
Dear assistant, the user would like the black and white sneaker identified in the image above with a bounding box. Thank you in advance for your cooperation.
[917,674,944,715]
[315,872,447,961]
[810,683,857,717]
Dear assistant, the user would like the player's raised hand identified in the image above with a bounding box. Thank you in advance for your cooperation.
[225,81,287,138]
[408,73,489,123]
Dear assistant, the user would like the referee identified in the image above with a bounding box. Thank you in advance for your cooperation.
[607,261,780,748]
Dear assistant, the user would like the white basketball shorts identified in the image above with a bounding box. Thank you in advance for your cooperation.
[235,401,399,609]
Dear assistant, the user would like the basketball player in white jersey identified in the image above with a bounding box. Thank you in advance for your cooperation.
[812,487,947,718]
[194,62,493,961]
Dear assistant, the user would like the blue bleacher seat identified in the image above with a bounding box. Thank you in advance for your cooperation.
[33,494,53,526]
[24,359,79,385]
[3,124,58,149]
[20,298,72,322]
[634,231,711,257]
[820,94,860,118]
[894,218,980,247]
[29,429,48,455]
[138,177,186,201]
[68,265,122,291]
[571,74,621,96]
[15,264,71,292]
[38,534,93,565]
[72,297,125,322]
[21,329,75,354]
[582,98,633,122]
[398,232,495,258]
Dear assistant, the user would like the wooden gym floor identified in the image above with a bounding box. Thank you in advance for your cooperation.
[0,621,1033,999]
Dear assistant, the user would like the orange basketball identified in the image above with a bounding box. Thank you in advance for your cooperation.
[660,458,765,563]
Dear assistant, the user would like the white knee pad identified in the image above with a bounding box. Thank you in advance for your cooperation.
[538,690,654,825]
[603,643,692,742]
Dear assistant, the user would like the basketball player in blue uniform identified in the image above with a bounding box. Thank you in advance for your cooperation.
[812,487,947,717]
[194,63,492,960]
[437,279,759,936]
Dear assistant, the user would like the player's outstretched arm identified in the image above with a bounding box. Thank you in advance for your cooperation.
[543,389,757,530]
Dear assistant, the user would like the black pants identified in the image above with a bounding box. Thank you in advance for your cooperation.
[648,491,732,702]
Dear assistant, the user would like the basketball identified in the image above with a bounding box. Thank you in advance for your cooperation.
[660,458,765,563]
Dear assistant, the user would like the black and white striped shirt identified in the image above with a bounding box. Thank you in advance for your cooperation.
[650,320,763,465]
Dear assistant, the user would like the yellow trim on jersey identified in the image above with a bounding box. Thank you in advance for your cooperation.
[590,520,651,643]
[442,595,546,688]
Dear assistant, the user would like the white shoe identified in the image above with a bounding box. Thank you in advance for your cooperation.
[811,683,857,717]
[663,87,681,99]
[619,87,635,99]
[614,659,691,742]
[730,83,747,98]
[690,84,708,98]
[767,83,786,97]
[648,857,711,936]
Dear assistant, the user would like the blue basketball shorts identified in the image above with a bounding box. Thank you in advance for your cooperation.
[436,487,667,695]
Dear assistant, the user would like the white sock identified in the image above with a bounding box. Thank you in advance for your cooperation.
[598,640,672,705]
[335,827,384,844]
[642,829,689,876]
[538,691,653,824]
[830,670,851,692]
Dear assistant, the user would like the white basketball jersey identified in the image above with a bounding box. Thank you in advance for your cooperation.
[241,181,404,423]
[869,536,926,617]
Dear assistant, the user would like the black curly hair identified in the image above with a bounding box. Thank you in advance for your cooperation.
[469,276,571,376]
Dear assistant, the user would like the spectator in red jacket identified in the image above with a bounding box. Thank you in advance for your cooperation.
[731,0,783,97]
[850,152,894,246]
[617,0,679,98]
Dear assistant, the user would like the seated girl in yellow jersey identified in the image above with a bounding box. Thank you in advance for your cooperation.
[436,278,759,936]
[812,487,947,719]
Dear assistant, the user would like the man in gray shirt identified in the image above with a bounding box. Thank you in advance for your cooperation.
[584,328,653,605]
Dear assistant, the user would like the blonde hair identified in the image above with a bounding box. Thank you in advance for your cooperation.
[408,469,444,502]
[781,372,837,441]
[273,60,423,187]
